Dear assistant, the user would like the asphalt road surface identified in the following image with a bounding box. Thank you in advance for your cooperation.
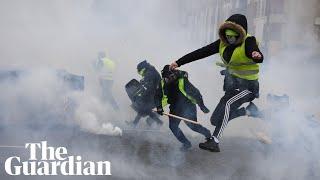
[0,123,319,180]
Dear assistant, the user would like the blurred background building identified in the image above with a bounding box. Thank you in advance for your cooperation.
[173,0,320,59]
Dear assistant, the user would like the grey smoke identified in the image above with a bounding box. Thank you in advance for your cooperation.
[0,0,319,180]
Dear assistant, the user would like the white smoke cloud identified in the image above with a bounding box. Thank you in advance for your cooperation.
[72,91,122,136]
[0,0,319,179]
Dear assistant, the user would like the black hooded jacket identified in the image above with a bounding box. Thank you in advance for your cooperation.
[154,71,206,111]
[176,14,263,66]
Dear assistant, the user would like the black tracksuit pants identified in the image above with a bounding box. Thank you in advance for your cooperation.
[169,104,211,145]
[210,89,256,139]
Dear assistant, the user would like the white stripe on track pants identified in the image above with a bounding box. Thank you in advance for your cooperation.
[211,89,256,139]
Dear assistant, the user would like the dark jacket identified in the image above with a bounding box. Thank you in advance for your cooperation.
[155,71,206,111]
[134,64,162,111]
[140,64,161,99]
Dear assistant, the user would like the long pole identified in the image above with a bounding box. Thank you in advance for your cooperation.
[152,110,201,125]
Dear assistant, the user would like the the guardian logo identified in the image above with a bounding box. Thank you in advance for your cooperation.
[4,141,111,176]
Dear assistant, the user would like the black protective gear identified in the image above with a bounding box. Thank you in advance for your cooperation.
[126,61,163,126]
[139,62,161,102]
[137,60,149,72]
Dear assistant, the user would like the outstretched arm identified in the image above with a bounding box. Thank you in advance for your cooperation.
[245,36,264,63]
[170,39,220,69]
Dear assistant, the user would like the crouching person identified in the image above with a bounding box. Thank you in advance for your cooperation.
[155,65,211,151]
[125,60,163,127]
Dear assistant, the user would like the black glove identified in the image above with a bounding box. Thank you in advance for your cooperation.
[199,105,210,114]
[220,70,227,75]
[156,107,164,115]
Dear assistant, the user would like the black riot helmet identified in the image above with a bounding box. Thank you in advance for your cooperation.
[137,60,149,72]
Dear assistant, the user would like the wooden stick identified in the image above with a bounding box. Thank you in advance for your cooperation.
[164,112,201,125]
[152,110,201,125]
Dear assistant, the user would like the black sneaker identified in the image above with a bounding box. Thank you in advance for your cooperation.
[180,143,192,152]
[246,102,261,118]
[199,137,220,152]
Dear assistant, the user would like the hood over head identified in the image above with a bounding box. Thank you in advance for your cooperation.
[161,65,180,84]
[161,65,173,78]
[219,14,248,46]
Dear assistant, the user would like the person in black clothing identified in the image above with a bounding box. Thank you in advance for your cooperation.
[155,65,211,151]
[128,60,163,127]
[169,14,263,152]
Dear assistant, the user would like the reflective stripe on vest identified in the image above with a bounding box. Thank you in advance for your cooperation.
[218,34,259,80]
[160,78,196,107]
[160,80,169,107]
[178,78,197,104]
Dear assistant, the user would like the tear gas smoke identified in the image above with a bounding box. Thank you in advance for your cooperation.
[0,0,319,180]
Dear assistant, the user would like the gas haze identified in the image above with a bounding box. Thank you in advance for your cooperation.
[0,0,319,180]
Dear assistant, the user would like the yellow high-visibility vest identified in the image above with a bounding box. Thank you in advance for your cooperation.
[218,34,260,80]
[160,78,196,108]
[100,58,115,80]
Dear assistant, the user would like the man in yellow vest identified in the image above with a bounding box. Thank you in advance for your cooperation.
[169,14,263,152]
[95,51,119,110]
[155,65,211,151]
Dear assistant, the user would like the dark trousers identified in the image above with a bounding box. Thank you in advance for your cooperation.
[169,105,211,145]
[133,111,162,126]
[211,89,256,139]
[100,79,119,110]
